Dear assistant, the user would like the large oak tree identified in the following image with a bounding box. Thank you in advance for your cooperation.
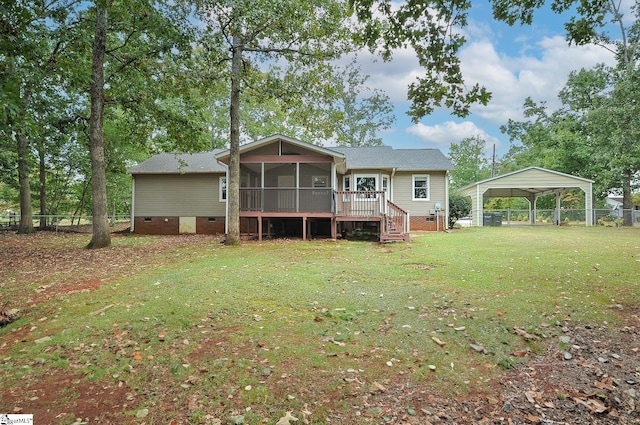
[196,0,355,245]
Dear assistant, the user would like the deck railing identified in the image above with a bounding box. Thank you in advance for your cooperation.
[383,200,408,234]
[335,191,385,217]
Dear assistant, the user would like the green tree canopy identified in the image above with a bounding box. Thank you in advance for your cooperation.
[448,135,492,190]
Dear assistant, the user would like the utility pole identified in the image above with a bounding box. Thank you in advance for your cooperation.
[491,144,496,177]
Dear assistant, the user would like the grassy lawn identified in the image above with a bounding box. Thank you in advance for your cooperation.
[1,226,638,424]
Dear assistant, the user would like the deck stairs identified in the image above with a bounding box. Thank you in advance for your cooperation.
[380,201,410,243]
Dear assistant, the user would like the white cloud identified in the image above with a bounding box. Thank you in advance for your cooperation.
[347,7,622,153]
[342,49,420,104]
[461,35,617,124]
[406,121,501,152]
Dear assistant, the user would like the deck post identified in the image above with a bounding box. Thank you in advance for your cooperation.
[302,216,307,241]
[258,215,263,241]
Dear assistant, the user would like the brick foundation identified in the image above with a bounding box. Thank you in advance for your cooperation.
[133,216,226,235]
[133,217,179,234]
[410,215,446,231]
[134,215,446,234]
[196,217,226,234]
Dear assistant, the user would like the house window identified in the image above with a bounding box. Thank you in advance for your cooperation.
[219,177,227,201]
[412,175,430,201]
[343,176,350,191]
[355,174,378,199]
[382,175,390,200]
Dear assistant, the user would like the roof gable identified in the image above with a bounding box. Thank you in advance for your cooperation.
[215,134,346,161]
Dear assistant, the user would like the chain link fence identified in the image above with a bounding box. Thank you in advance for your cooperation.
[0,214,130,230]
[479,208,640,226]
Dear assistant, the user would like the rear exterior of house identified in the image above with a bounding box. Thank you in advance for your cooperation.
[128,135,453,241]
[129,151,227,235]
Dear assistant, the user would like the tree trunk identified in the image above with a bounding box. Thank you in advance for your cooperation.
[225,36,242,245]
[86,4,111,249]
[39,147,47,228]
[622,169,632,227]
[17,130,34,234]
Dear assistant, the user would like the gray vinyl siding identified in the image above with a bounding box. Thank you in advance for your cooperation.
[338,170,448,216]
[392,171,447,215]
[134,174,225,216]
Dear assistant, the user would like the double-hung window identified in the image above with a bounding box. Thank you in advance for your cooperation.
[412,175,430,201]
[355,174,378,199]
[219,177,227,201]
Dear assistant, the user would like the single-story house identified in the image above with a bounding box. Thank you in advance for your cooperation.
[128,134,454,241]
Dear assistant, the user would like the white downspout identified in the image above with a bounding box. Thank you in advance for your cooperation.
[130,177,135,233]
[445,170,450,229]
[224,168,229,235]
[390,167,396,201]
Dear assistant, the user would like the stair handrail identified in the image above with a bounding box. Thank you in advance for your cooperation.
[384,200,408,236]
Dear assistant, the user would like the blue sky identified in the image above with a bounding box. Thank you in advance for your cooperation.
[355,1,627,157]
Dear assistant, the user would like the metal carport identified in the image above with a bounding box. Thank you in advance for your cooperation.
[460,167,594,226]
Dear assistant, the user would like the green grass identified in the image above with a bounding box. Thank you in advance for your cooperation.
[1,226,639,424]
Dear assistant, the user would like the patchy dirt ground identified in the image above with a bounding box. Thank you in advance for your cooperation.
[0,227,638,424]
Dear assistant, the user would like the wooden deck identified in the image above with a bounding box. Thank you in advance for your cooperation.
[335,191,409,242]
[239,190,409,242]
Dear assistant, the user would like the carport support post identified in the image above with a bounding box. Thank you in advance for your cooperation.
[555,193,561,225]
[529,194,536,225]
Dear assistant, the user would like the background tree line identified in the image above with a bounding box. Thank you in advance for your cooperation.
[1,0,638,247]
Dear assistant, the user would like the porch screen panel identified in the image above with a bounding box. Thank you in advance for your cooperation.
[299,163,332,212]
[264,163,296,212]
[240,163,262,211]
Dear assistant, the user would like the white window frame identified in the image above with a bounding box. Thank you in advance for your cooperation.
[382,174,390,200]
[342,175,351,201]
[219,176,227,202]
[412,174,430,201]
[354,174,379,199]
[343,175,351,191]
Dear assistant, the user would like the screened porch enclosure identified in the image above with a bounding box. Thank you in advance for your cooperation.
[239,162,333,213]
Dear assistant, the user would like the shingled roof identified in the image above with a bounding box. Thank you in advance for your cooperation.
[128,150,226,174]
[332,146,454,171]
[129,144,453,174]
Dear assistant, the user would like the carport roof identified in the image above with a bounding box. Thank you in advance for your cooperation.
[460,166,594,197]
